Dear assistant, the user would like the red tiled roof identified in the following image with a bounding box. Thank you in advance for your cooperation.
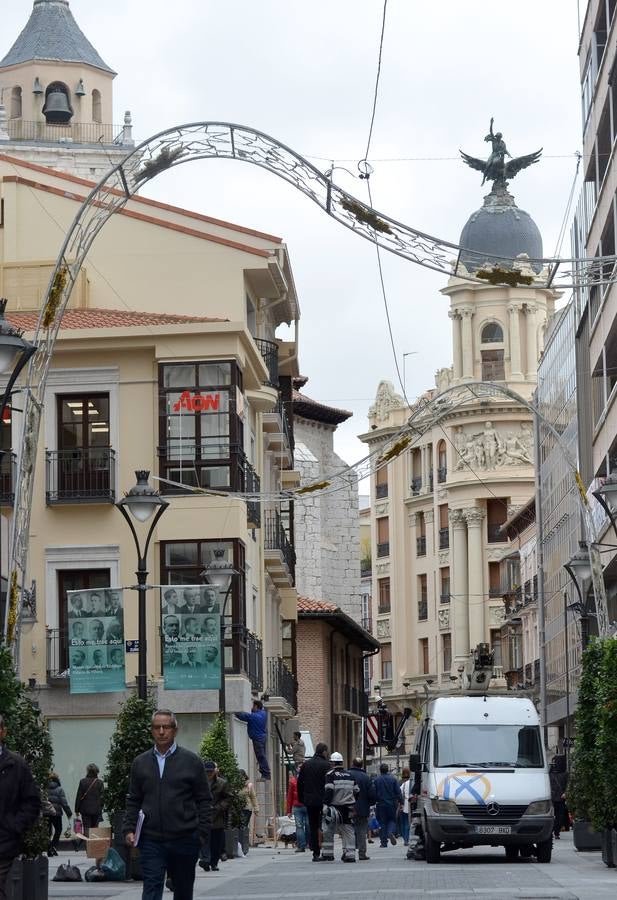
[297,597,338,613]
[7,307,228,331]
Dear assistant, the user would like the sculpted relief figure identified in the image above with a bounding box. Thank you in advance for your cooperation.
[453,423,533,472]
[502,432,532,465]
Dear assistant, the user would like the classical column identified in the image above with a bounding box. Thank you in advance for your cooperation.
[524,303,537,379]
[449,509,469,663]
[464,507,486,647]
[460,307,474,379]
[508,303,523,379]
[449,308,463,379]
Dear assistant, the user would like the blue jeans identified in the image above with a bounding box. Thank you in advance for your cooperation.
[400,811,410,844]
[139,835,199,900]
[376,802,397,846]
[252,738,271,778]
[293,805,309,849]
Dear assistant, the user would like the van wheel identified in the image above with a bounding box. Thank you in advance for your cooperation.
[519,844,533,858]
[424,831,441,863]
[535,838,552,863]
[504,846,519,861]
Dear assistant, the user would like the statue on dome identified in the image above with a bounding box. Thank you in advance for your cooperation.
[460,119,542,188]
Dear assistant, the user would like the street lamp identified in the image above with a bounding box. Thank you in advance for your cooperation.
[116,470,169,701]
[201,547,238,717]
[563,541,594,649]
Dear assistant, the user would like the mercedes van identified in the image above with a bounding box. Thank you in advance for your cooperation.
[410,696,554,863]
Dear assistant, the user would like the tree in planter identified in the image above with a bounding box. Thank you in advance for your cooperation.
[103,692,156,822]
[199,715,244,829]
[593,638,617,833]
[569,639,603,825]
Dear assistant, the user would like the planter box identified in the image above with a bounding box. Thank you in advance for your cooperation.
[573,820,602,851]
[224,828,239,859]
[5,858,23,900]
[23,857,48,900]
[602,828,617,867]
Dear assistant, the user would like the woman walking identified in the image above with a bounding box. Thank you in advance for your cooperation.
[47,773,72,855]
[74,763,104,835]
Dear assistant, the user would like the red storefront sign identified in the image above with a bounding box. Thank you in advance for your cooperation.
[172,391,221,413]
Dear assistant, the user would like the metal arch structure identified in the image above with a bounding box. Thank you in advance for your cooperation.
[398,379,610,640]
[3,121,615,654]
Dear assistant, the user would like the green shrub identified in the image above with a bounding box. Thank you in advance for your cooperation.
[103,692,156,821]
[569,639,603,823]
[593,637,617,830]
[199,714,244,828]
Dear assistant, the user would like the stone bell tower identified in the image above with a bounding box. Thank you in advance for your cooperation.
[0,0,134,179]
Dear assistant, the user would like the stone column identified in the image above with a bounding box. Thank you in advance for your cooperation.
[464,507,486,647]
[460,307,474,379]
[449,309,463,379]
[449,509,469,663]
[524,303,537,379]
[508,303,523,379]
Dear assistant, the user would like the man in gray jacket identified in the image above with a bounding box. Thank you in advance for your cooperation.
[123,709,212,900]
[318,752,359,863]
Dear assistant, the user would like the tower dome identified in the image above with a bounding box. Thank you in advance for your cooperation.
[458,185,543,274]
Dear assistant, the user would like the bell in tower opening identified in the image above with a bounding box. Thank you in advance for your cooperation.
[42,82,73,124]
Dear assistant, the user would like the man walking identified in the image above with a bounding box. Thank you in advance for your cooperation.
[319,752,359,863]
[235,700,270,780]
[0,714,40,900]
[374,762,403,847]
[288,731,306,767]
[297,742,330,861]
[123,709,212,900]
[349,757,376,860]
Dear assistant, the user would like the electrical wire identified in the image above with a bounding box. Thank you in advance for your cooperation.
[362,0,389,167]
[552,152,582,259]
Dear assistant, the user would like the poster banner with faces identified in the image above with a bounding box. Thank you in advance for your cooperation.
[67,588,125,694]
[161,585,221,690]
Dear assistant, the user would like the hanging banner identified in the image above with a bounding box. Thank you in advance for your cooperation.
[161,585,222,690]
[67,588,126,694]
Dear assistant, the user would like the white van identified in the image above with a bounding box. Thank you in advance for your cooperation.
[410,696,554,864]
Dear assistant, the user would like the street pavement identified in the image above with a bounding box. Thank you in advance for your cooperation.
[47,832,617,899]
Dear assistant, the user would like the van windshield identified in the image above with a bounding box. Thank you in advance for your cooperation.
[434,724,544,768]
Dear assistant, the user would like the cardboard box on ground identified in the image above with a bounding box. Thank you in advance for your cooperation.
[77,826,112,862]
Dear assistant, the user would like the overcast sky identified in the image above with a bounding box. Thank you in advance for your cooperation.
[4,1,585,470]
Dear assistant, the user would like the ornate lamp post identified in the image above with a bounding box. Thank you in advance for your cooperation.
[593,473,617,540]
[201,548,238,716]
[563,541,594,651]
[116,471,169,701]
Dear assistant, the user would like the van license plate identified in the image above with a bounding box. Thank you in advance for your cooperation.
[473,825,511,835]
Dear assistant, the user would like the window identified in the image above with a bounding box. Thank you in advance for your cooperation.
[410,448,422,494]
[55,569,110,672]
[439,504,449,549]
[376,463,388,498]
[52,394,112,500]
[442,633,452,673]
[158,361,244,493]
[10,86,22,119]
[491,628,502,667]
[377,517,389,557]
[378,578,390,614]
[440,567,450,603]
[434,724,544,768]
[487,499,508,543]
[420,637,429,675]
[380,643,392,680]
[481,348,505,381]
[416,512,426,556]
[481,322,504,343]
[43,81,73,124]
[92,89,102,123]
[437,440,447,482]
[489,562,501,597]
[418,574,428,620]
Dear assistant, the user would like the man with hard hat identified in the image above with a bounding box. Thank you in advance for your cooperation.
[317,751,359,863]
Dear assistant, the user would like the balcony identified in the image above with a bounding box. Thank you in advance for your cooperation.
[375,482,388,499]
[439,527,450,549]
[411,477,422,496]
[418,598,428,621]
[487,523,508,544]
[263,397,294,466]
[337,684,369,717]
[265,655,297,714]
[237,450,261,528]
[437,466,447,484]
[376,541,389,558]
[46,448,116,504]
[0,452,16,504]
[264,510,296,585]
[254,338,279,388]
[416,535,427,557]
[360,559,372,578]
[226,625,263,692]
[46,628,69,681]
[4,119,132,146]
[440,593,450,604]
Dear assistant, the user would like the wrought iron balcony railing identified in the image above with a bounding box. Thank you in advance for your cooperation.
[439,527,450,549]
[416,535,427,556]
[375,482,388,499]
[266,656,297,710]
[5,119,131,145]
[254,338,279,388]
[46,448,116,504]
[376,541,389,558]
[418,598,428,621]
[437,466,447,483]
[0,452,16,505]
[264,510,296,582]
[411,476,422,495]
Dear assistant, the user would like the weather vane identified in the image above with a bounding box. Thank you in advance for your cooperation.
[460,119,542,188]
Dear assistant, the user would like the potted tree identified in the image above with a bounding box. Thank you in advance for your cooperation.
[595,638,617,866]
[0,645,53,900]
[103,691,156,880]
[200,715,245,858]
[569,639,603,852]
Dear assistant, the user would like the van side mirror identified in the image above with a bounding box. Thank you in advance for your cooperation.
[409,752,421,773]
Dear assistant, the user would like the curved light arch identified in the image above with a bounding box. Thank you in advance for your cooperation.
[3,121,612,652]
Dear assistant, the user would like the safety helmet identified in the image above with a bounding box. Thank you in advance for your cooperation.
[329,751,344,764]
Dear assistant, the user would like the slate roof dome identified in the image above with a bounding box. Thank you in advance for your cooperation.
[458,185,543,274]
[0,0,115,74]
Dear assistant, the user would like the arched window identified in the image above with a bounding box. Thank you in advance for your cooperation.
[92,89,102,123]
[437,439,447,482]
[10,87,22,119]
[42,82,73,124]
[481,322,504,343]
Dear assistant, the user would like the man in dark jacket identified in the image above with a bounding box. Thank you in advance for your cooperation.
[199,762,230,872]
[123,708,212,900]
[374,762,403,847]
[349,757,376,860]
[235,700,270,779]
[549,755,568,839]
[0,713,41,900]
[297,742,330,861]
